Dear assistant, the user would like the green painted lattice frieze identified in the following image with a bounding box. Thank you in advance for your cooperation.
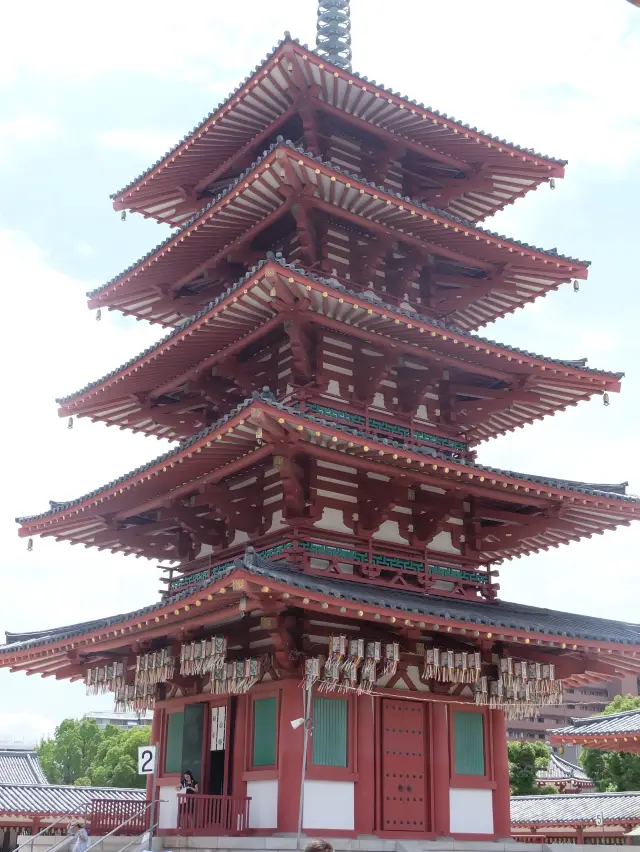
[299,540,487,585]
[168,538,488,593]
[168,544,293,591]
[302,402,467,453]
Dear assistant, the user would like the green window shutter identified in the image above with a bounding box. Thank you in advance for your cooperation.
[165,711,184,773]
[312,697,347,767]
[453,711,485,776]
[182,703,205,784]
[253,697,277,767]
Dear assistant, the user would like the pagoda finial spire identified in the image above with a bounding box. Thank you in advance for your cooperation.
[316,1,352,72]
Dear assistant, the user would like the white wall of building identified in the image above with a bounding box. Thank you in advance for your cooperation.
[302,780,354,830]
[449,788,494,835]
[247,779,278,829]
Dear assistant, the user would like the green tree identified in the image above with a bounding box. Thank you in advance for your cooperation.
[38,718,102,785]
[579,695,640,792]
[508,740,558,796]
[38,718,150,788]
[91,726,151,788]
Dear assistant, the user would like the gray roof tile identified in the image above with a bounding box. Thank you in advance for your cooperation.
[16,392,638,526]
[537,753,591,784]
[2,556,640,660]
[112,35,565,202]
[61,256,620,407]
[0,784,144,816]
[93,140,585,301]
[0,751,47,786]
[511,792,640,825]
[552,708,640,738]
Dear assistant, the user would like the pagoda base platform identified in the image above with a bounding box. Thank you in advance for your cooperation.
[159,838,536,852]
[158,837,542,852]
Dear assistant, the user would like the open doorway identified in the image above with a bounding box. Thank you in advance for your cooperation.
[208,700,233,795]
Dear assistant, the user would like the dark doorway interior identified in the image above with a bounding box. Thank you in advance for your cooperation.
[208,750,226,795]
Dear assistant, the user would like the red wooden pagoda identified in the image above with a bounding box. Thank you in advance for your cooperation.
[3,4,640,843]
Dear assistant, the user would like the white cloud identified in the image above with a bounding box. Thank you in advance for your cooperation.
[0,1,313,86]
[73,241,96,258]
[1,1,638,171]
[95,129,178,159]
[0,713,56,743]
[0,230,166,723]
[0,112,64,157]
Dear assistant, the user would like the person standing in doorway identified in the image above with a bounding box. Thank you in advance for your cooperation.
[176,770,199,828]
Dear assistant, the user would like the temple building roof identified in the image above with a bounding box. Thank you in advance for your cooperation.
[91,141,587,328]
[536,752,592,787]
[111,36,566,227]
[550,708,640,751]
[511,792,640,827]
[59,258,622,445]
[0,783,145,817]
[0,750,47,786]
[15,394,639,564]
[2,557,640,672]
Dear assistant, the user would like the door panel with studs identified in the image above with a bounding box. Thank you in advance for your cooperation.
[381,699,427,831]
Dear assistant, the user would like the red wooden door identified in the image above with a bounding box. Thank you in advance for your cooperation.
[381,699,427,831]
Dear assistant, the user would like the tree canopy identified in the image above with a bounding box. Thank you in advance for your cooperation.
[508,740,558,796]
[38,718,150,788]
[579,694,640,792]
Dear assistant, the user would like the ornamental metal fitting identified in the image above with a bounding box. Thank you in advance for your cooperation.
[316,1,352,71]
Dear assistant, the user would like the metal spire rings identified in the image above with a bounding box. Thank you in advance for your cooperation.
[316,1,352,72]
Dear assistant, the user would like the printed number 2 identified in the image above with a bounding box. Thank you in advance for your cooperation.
[141,750,153,772]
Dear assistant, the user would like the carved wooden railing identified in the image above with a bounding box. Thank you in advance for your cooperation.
[161,526,496,601]
[176,794,250,835]
[90,799,150,835]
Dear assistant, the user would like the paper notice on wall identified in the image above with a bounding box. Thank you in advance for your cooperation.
[211,704,227,751]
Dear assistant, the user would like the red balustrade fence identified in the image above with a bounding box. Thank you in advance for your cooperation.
[90,799,150,836]
[177,794,251,835]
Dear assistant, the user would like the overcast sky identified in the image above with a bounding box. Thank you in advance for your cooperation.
[1,0,639,742]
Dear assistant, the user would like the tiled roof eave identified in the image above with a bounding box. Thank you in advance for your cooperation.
[62,257,621,409]
[550,708,640,738]
[0,784,146,818]
[111,36,566,204]
[511,792,640,826]
[15,392,640,528]
[92,140,587,302]
[3,557,640,663]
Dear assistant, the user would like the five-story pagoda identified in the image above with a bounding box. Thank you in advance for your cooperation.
[3,3,640,843]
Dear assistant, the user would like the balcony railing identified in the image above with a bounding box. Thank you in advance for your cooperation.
[90,799,150,835]
[162,527,496,601]
[177,794,250,835]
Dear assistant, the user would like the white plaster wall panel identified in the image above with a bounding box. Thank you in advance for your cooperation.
[302,780,354,830]
[314,507,353,534]
[373,519,408,545]
[265,509,286,534]
[449,788,494,835]
[158,786,179,829]
[247,779,279,829]
[430,530,461,554]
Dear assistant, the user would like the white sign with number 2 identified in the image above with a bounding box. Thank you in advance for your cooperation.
[138,745,157,775]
